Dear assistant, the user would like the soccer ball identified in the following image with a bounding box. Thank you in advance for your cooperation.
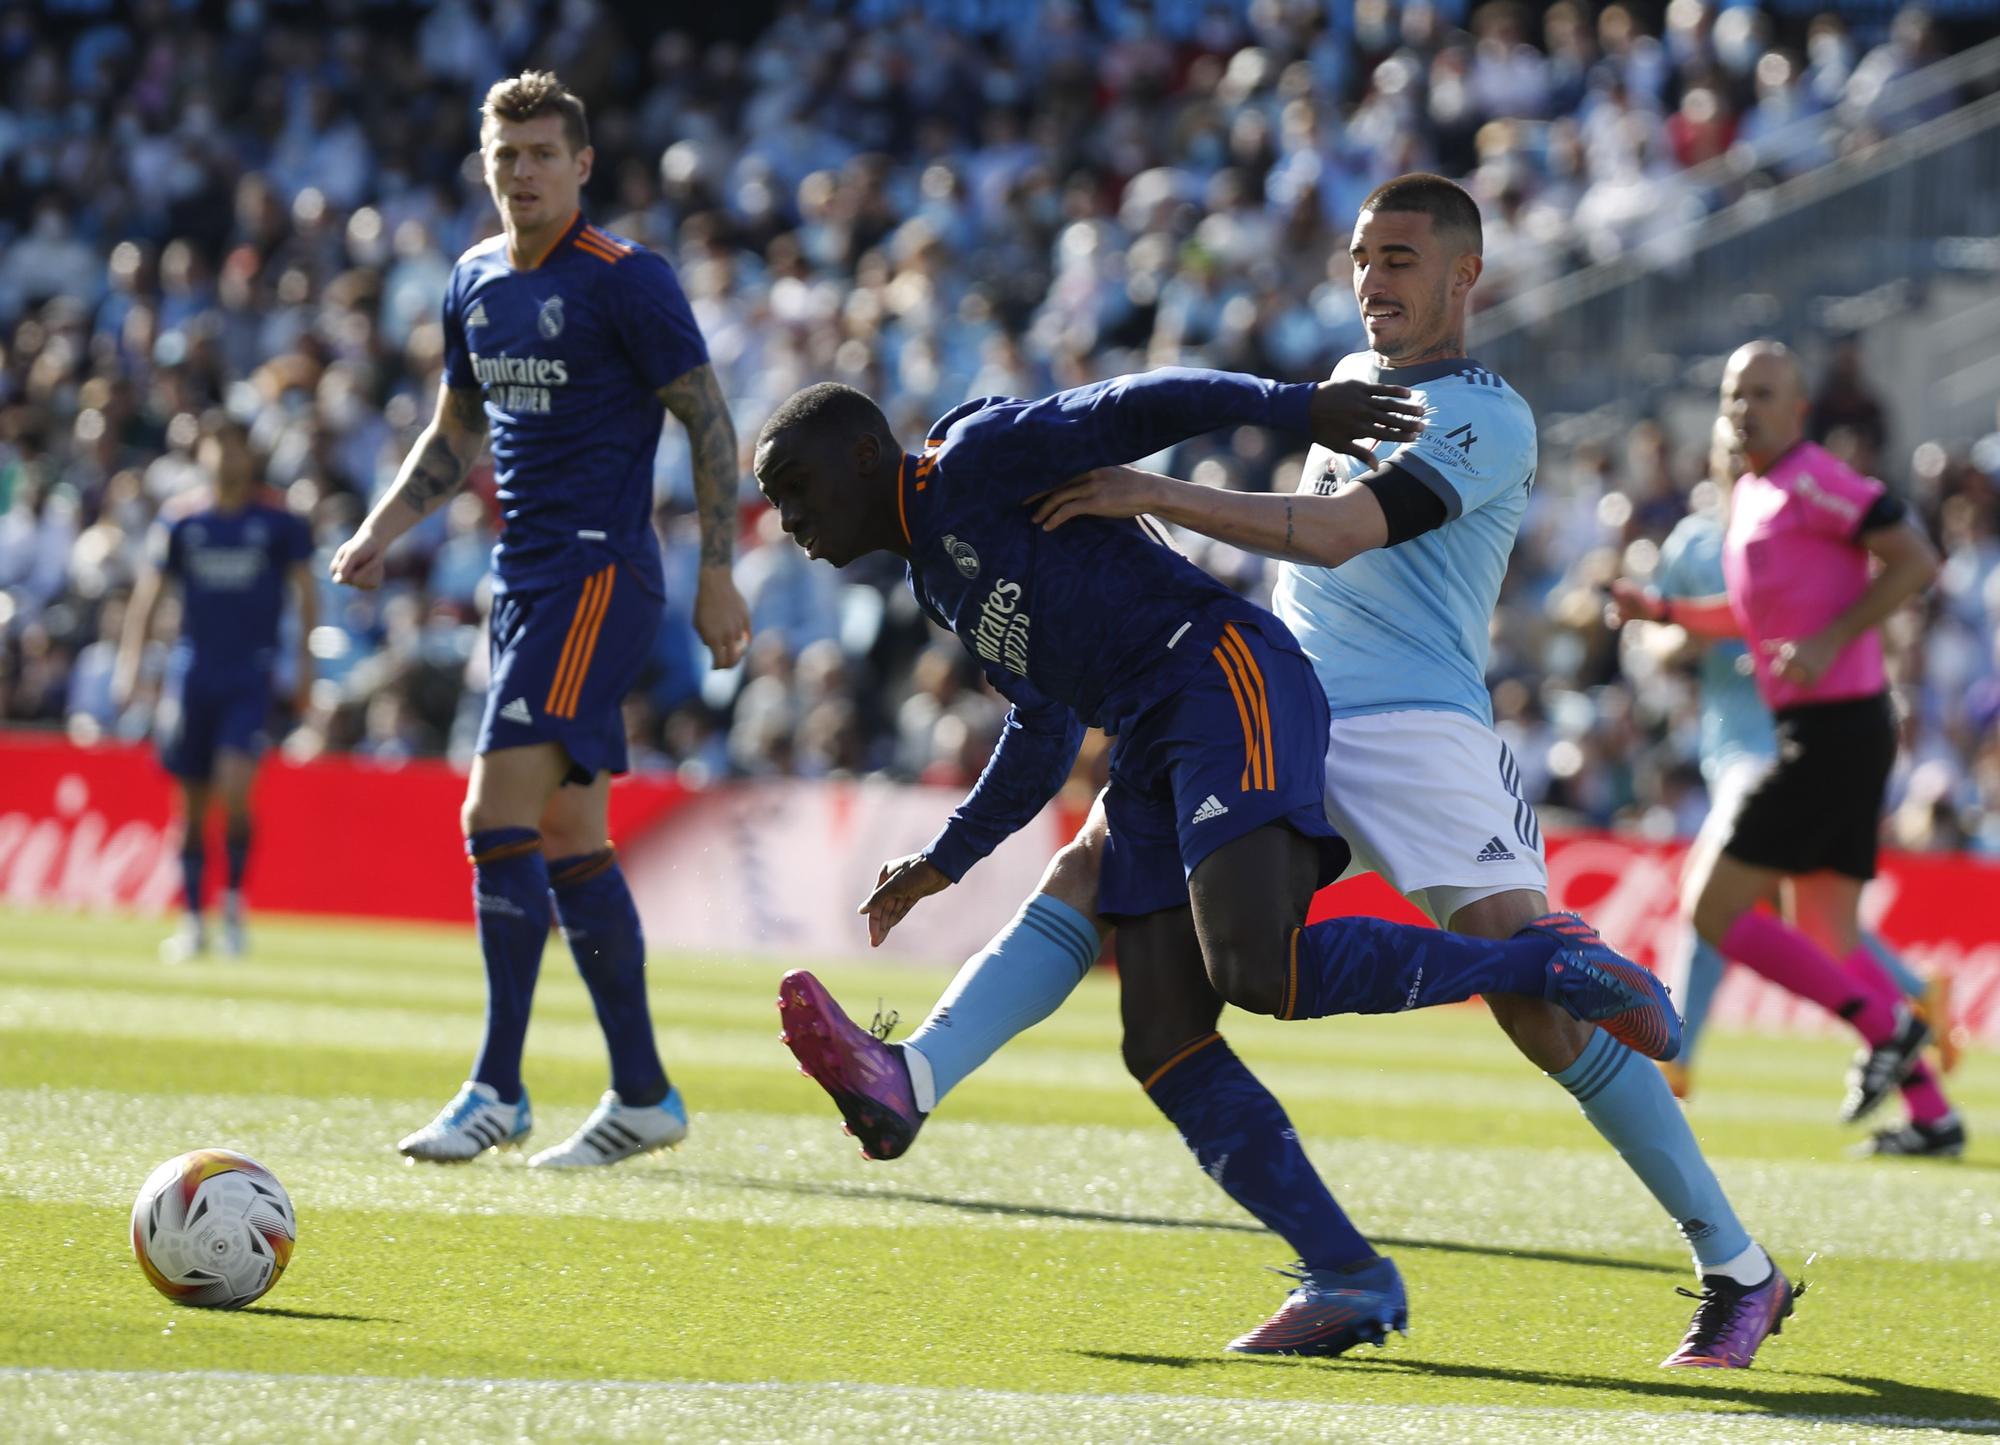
[130,1149,296,1309]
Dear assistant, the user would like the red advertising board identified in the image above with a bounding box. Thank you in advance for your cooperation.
[0,732,687,922]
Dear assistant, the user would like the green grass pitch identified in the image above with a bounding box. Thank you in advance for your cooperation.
[2,907,1997,1442]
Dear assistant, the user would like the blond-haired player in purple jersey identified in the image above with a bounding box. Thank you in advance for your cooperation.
[1614,339,1964,1159]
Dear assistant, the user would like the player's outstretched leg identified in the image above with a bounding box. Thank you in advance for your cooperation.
[530,847,687,1168]
[779,969,926,1160]
[399,825,550,1162]
[1122,908,1406,1358]
[1266,910,1680,1060]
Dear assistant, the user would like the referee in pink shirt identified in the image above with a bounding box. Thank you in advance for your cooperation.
[1615,339,1964,1158]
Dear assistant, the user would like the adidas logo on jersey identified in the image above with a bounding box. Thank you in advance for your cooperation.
[1191,794,1231,824]
[465,300,490,328]
[1475,836,1516,862]
[499,697,533,725]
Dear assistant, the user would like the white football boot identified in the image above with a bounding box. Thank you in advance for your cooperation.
[159,915,206,965]
[397,1081,533,1162]
[528,1087,688,1168]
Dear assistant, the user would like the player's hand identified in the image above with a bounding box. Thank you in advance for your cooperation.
[1769,632,1839,688]
[1307,379,1425,462]
[329,529,387,590]
[1605,579,1668,628]
[1029,466,1169,531]
[694,563,751,669]
[858,852,950,947]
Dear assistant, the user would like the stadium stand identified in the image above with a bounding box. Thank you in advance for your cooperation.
[3,0,1999,856]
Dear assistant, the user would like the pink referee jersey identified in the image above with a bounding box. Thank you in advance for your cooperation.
[1722,441,1889,711]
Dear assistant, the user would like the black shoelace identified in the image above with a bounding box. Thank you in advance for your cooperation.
[868,1000,899,1041]
[1673,1279,1745,1348]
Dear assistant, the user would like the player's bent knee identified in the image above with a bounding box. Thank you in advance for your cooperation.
[1040,836,1103,918]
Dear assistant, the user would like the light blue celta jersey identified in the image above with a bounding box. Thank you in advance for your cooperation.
[1273,353,1537,725]
[1654,509,1778,782]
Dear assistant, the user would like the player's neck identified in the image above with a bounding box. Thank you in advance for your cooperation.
[211,481,252,513]
[1375,331,1466,371]
[504,209,578,270]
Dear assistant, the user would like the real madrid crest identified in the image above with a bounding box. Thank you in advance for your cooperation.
[942,533,980,579]
[538,294,565,339]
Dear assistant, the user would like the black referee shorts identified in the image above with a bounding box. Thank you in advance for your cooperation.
[1722,692,1896,881]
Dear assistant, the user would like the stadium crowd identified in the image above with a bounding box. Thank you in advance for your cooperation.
[3,0,1998,854]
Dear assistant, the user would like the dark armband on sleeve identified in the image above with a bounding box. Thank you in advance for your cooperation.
[1855,491,1908,537]
[1361,464,1451,545]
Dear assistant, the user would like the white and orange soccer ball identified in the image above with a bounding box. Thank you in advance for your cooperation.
[130,1149,296,1309]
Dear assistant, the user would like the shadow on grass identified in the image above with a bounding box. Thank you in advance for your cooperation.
[1075,1351,1207,1370]
[1321,1358,2000,1429]
[241,1306,396,1323]
[683,1169,1679,1275]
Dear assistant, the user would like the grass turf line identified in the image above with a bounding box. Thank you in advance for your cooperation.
[2,908,1997,1443]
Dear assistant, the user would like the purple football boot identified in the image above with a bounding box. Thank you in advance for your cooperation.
[1661,1263,1803,1368]
[1518,912,1683,1061]
[778,969,925,1160]
[1226,1256,1408,1357]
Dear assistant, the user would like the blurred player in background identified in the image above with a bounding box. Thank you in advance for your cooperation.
[759,359,1682,1357]
[1613,346,1964,1159]
[1641,417,1961,1100]
[331,71,751,1169]
[788,176,1796,1369]
[114,413,314,963]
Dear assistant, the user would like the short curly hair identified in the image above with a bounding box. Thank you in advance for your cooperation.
[481,70,589,154]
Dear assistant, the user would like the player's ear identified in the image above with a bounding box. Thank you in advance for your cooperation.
[575,145,594,187]
[855,431,881,472]
[1453,250,1483,298]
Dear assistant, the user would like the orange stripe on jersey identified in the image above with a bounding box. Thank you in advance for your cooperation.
[544,567,614,718]
[895,455,912,544]
[554,565,616,718]
[584,226,633,253]
[1220,624,1274,790]
[519,210,581,271]
[573,237,622,264]
[1281,927,1301,1019]
[1142,1031,1223,1092]
[1212,643,1261,791]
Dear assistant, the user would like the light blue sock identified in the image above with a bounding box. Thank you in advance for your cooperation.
[1553,1029,1757,1274]
[901,894,1100,1107]
[1678,931,1728,1063]
[1862,932,1925,1001]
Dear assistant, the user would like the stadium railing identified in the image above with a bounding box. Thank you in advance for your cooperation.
[1478,40,2000,431]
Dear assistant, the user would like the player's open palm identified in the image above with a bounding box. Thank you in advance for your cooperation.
[329,531,386,591]
[694,567,752,670]
[1031,466,1167,531]
[859,853,950,947]
[1308,379,1425,461]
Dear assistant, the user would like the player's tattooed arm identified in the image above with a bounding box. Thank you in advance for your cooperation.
[396,386,489,513]
[659,362,752,668]
[658,363,740,569]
